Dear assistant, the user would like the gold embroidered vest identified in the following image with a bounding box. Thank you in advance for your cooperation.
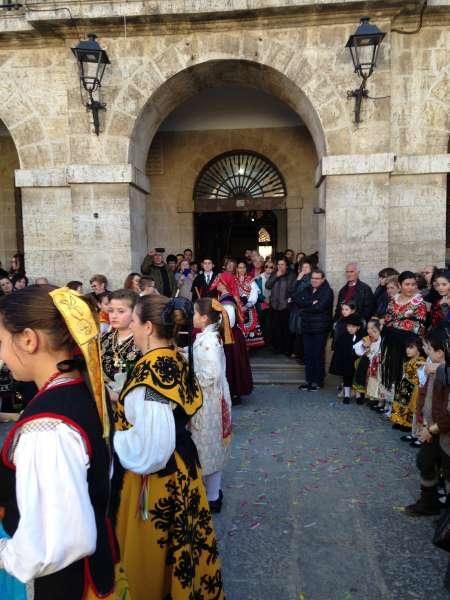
[116,348,203,431]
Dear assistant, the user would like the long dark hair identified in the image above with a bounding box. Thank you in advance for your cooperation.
[135,295,196,398]
[0,285,77,353]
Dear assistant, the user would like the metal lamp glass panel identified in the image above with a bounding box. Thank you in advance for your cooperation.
[72,34,110,94]
[346,17,385,79]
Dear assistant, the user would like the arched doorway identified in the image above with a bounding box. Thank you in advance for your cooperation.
[193,150,286,263]
[0,119,22,273]
[144,80,318,261]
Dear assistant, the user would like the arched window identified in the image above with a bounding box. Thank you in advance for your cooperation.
[195,150,287,202]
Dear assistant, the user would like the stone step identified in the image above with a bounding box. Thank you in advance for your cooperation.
[252,366,305,385]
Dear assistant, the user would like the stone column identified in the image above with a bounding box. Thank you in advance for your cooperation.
[15,165,149,289]
[388,155,449,271]
[316,152,449,292]
[0,134,20,268]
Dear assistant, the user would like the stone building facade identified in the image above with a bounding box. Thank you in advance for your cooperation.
[0,0,448,290]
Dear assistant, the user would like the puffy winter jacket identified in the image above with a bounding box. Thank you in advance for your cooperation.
[297,280,334,334]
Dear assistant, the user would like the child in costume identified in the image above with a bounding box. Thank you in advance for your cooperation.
[353,317,382,407]
[0,285,118,600]
[189,297,233,513]
[390,337,426,433]
[329,314,363,404]
[101,289,140,404]
[112,295,224,600]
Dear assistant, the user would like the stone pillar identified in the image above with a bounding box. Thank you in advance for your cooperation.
[0,134,20,269]
[15,165,149,289]
[388,155,449,271]
[316,152,449,292]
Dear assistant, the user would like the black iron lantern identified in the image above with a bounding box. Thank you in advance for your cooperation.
[71,34,110,135]
[346,17,385,124]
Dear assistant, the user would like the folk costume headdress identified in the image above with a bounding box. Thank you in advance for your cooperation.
[210,271,244,325]
[211,298,234,345]
[49,287,110,439]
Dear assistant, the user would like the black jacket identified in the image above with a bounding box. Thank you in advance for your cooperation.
[192,272,217,300]
[334,280,375,322]
[297,280,334,334]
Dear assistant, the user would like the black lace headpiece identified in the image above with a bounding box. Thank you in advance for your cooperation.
[162,297,195,398]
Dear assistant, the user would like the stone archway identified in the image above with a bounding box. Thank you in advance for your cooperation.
[127,60,324,269]
[128,59,327,174]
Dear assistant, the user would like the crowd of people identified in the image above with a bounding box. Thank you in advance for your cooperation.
[1,247,450,596]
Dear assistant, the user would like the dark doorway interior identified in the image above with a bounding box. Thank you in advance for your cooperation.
[195,210,278,265]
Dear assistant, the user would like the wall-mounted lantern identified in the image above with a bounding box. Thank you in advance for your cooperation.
[346,17,385,124]
[71,34,110,136]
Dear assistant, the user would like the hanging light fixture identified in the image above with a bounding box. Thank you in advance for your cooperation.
[345,17,386,124]
[71,34,110,136]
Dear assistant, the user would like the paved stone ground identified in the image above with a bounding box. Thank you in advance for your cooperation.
[213,382,450,600]
[1,382,449,600]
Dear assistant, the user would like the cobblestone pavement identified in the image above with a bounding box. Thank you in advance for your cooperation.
[1,383,449,600]
[214,383,450,600]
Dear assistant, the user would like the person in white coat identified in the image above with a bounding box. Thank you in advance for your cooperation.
[190,297,233,513]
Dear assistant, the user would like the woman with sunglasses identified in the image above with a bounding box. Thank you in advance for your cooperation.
[255,260,274,344]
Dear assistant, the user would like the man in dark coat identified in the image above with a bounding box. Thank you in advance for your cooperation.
[141,249,176,296]
[334,262,375,322]
[266,257,297,355]
[297,269,334,391]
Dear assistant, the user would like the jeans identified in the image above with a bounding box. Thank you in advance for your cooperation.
[303,332,327,386]
[270,308,292,354]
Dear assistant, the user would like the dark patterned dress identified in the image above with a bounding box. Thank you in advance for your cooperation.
[100,330,140,405]
[114,348,224,600]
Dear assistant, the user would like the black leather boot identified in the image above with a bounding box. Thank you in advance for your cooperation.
[405,485,441,516]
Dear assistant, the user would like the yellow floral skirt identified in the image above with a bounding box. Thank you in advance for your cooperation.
[116,452,224,600]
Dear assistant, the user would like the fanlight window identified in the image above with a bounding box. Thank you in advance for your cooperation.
[195,151,286,201]
[258,228,271,243]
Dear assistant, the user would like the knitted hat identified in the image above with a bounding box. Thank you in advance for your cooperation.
[344,314,363,327]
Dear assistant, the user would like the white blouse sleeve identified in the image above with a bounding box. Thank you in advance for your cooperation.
[246,281,259,307]
[0,419,96,583]
[113,386,176,475]
[353,340,367,356]
[417,365,427,387]
[224,303,236,328]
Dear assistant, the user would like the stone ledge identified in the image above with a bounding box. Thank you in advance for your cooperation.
[15,164,150,192]
[315,153,450,185]
[394,154,450,175]
[15,168,67,188]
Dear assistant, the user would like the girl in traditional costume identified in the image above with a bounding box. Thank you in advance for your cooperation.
[390,337,426,431]
[113,294,224,600]
[236,261,265,349]
[210,272,253,404]
[0,285,118,600]
[101,289,140,404]
[353,318,382,409]
[189,298,233,513]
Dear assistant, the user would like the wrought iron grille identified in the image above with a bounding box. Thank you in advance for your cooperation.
[195,151,286,201]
